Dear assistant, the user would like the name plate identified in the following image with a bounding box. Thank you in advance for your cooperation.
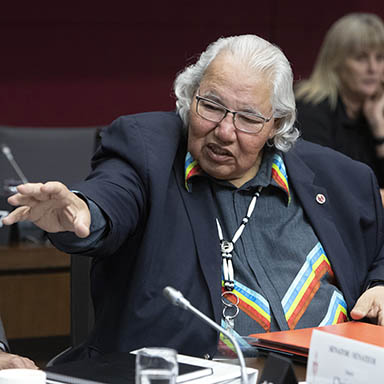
[306,329,384,384]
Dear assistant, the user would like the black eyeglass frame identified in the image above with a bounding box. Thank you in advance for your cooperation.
[195,94,273,134]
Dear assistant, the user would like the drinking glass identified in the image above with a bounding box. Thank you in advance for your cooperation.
[136,347,178,384]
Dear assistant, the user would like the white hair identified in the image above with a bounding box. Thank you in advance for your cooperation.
[174,34,299,152]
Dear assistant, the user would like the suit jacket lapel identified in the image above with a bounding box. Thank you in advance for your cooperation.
[174,143,222,324]
[284,149,354,308]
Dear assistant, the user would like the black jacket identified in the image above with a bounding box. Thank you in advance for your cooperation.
[296,97,384,187]
[52,112,384,363]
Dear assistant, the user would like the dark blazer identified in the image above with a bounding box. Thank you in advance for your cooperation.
[54,111,384,362]
[296,97,384,187]
[0,316,9,352]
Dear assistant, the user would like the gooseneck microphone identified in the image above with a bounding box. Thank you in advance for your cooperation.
[1,144,28,186]
[163,286,248,384]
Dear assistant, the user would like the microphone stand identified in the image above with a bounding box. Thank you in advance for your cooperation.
[1,144,29,188]
[163,286,248,384]
[0,143,28,244]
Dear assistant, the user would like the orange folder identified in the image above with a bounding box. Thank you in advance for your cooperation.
[248,321,384,360]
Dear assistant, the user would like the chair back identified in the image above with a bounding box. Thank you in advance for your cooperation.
[0,125,100,245]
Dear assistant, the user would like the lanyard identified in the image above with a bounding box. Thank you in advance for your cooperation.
[215,185,263,329]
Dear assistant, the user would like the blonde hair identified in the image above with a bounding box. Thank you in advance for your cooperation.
[295,13,384,108]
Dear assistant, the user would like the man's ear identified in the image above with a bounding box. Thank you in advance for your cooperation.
[268,118,281,139]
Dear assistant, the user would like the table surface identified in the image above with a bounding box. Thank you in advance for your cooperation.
[0,244,70,339]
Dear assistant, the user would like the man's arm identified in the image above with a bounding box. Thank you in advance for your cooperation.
[48,197,109,254]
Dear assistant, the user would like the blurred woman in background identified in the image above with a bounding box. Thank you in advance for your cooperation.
[295,13,384,198]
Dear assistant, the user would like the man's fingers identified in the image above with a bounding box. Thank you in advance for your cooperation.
[40,181,71,199]
[74,222,91,238]
[350,294,372,320]
[0,353,38,369]
[350,308,366,320]
[351,286,384,324]
[377,309,384,325]
[350,306,378,320]
[2,206,31,225]
[14,183,45,196]
[21,357,38,369]
[7,182,55,206]
[10,182,69,203]
[9,356,29,369]
[380,189,384,207]
[68,203,91,238]
[7,194,40,207]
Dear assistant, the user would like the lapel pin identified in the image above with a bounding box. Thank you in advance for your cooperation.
[316,193,326,204]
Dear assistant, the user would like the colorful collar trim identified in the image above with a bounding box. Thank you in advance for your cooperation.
[184,152,290,202]
[271,153,290,203]
[184,152,202,190]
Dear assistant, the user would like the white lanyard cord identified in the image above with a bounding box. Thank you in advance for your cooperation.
[216,185,263,292]
[216,185,263,330]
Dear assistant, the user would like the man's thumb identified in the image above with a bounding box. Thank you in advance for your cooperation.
[350,296,372,320]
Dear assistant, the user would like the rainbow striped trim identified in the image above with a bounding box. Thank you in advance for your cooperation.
[271,154,290,202]
[318,291,348,326]
[281,242,334,329]
[222,279,271,331]
[184,152,291,199]
[184,152,202,191]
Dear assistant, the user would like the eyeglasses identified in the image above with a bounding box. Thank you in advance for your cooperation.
[195,94,273,134]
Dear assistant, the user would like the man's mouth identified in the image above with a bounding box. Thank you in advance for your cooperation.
[207,143,233,157]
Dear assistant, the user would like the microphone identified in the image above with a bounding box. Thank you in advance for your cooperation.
[1,143,28,187]
[163,286,248,384]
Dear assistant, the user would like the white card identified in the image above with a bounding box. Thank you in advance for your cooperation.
[306,329,384,384]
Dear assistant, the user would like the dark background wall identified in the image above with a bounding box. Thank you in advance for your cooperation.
[0,0,383,127]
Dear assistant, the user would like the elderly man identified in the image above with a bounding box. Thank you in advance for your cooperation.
[0,316,37,369]
[3,34,384,363]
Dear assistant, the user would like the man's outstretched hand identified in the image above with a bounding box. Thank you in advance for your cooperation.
[2,182,91,238]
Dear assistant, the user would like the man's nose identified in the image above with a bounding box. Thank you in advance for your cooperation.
[215,113,237,140]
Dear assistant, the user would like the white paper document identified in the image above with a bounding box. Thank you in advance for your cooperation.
[177,355,258,384]
[306,329,384,384]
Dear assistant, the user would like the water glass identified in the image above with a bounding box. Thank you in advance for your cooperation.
[136,347,178,384]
